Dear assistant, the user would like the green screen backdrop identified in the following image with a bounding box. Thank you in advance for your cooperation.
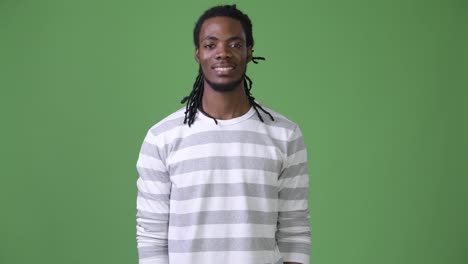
[1,0,467,263]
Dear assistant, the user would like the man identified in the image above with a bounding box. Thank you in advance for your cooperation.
[136,5,310,264]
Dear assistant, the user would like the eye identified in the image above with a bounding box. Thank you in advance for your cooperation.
[231,43,243,48]
[204,43,215,49]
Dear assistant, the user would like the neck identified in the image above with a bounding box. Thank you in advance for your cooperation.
[201,81,251,120]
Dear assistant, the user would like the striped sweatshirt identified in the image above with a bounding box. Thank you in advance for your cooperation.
[136,105,310,264]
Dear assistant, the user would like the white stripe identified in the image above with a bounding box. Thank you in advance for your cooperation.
[168,143,283,164]
[170,196,278,214]
[143,131,159,146]
[278,199,308,211]
[137,196,169,213]
[139,255,168,264]
[136,226,168,241]
[170,169,279,188]
[278,174,308,189]
[280,226,311,233]
[137,153,166,171]
[281,235,310,243]
[168,224,276,240]
[137,217,165,225]
[137,178,170,195]
[168,250,277,264]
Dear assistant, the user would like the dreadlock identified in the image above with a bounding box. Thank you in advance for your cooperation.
[181,4,274,127]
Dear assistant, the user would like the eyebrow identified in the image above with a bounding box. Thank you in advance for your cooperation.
[203,36,244,42]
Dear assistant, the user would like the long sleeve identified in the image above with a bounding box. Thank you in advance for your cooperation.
[277,125,311,264]
[136,130,171,264]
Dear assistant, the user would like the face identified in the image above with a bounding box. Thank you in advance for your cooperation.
[195,16,252,92]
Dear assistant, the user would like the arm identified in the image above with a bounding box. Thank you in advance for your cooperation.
[136,130,171,264]
[277,126,311,264]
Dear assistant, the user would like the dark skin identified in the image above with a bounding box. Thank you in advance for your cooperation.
[195,16,302,264]
[195,16,252,120]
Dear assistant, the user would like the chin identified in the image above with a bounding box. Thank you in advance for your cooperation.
[205,76,243,93]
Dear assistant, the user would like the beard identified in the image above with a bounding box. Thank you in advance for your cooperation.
[204,75,244,93]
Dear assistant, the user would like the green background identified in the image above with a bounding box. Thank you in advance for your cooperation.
[1,0,467,263]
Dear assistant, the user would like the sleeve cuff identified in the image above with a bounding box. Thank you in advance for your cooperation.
[138,255,169,264]
[281,252,310,264]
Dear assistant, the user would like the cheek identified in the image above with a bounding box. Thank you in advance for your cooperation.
[199,54,212,66]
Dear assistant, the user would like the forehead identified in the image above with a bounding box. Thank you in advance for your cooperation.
[199,16,246,40]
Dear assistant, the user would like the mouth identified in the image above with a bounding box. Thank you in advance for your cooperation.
[212,64,236,75]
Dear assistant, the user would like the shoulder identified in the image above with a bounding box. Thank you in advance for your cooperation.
[145,107,187,138]
[254,102,300,132]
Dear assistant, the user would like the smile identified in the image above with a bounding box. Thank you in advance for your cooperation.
[213,66,235,75]
[213,66,234,71]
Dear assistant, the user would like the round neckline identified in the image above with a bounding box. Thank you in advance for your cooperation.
[197,106,255,126]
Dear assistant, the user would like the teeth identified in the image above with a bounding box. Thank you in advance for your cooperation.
[214,67,233,71]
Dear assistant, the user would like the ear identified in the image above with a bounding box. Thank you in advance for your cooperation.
[195,48,200,63]
[246,46,253,63]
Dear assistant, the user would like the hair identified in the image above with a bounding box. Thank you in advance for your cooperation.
[181,4,274,127]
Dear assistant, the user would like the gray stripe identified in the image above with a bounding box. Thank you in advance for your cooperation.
[279,187,308,200]
[140,141,158,158]
[170,156,282,175]
[138,134,169,171]
[169,210,278,227]
[138,190,169,202]
[277,218,310,229]
[278,209,309,219]
[278,241,310,255]
[137,210,169,222]
[279,162,308,179]
[137,221,168,233]
[276,230,311,240]
[137,167,170,182]
[149,116,186,136]
[287,136,306,156]
[140,141,168,164]
[138,245,167,258]
[171,183,278,201]
[165,130,288,154]
[168,237,276,253]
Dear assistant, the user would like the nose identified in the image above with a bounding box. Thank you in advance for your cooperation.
[215,44,232,60]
